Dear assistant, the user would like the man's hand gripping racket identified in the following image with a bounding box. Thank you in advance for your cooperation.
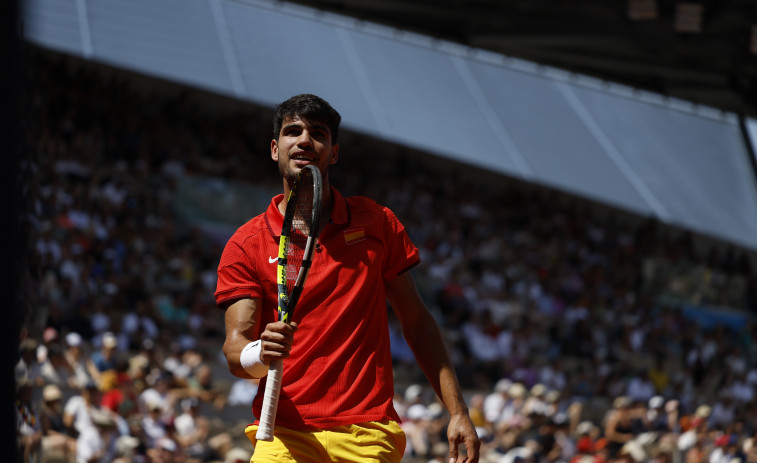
[256,164,322,442]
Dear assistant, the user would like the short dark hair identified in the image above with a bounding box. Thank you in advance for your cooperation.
[273,94,341,143]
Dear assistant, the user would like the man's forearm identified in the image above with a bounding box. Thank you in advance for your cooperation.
[404,318,468,416]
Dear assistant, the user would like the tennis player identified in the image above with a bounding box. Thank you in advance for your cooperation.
[216,94,480,463]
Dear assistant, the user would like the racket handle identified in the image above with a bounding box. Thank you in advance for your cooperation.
[255,359,283,442]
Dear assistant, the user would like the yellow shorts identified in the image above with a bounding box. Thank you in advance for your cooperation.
[244,420,406,463]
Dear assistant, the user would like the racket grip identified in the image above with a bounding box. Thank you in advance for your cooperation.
[255,359,283,442]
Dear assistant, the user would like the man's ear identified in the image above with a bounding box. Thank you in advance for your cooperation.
[271,139,279,161]
[330,144,339,165]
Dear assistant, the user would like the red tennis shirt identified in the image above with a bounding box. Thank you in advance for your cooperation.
[215,187,420,429]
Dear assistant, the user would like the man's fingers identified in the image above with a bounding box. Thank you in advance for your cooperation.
[465,436,481,463]
[448,434,460,463]
[465,434,481,463]
[260,321,298,361]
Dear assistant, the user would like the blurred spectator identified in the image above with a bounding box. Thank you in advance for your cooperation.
[174,397,212,460]
[709,394,736,430]
[182,363,226,410]
[485,378,513,425]
[646,396,669,432]
[140,400,169,449]
[113,435,142,463]
[227,378,258,407]
[604,397,636,459]
[121,298,160,347]
[626,371,655,404]
[63,332,94,390]
[37,342,70,387]
[16,339,40,387]
[87,331,120,385]
[138,371,176,420]
[224,447,252,463]
[76,407,119,463]
[15,379,42,463]
[402,401,431,459]
[63,381,103,437]
[38,384,77,461]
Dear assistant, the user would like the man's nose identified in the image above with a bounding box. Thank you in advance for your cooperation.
[297,131,314,147]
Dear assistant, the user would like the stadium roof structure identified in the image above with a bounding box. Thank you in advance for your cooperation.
[289,0,757,120]
[22,0,757,251]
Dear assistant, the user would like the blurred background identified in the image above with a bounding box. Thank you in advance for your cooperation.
[10,0,757,462]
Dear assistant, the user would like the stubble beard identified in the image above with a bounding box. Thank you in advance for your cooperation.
[278,157,298,186]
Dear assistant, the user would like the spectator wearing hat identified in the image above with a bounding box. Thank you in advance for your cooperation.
[174,397,211,460]
[402,400,432,459]
[38,384,77,461]
[112,435,142,463]
[16,338,41,388]
[87,331,119,385]
[604,396,635,459]
[63,332,93,390]
[148,437,179,463]
[499,382,528,428]
[141,399,169,448]
[523,383,549,416]
[63,381,102,437]
[224,447,252,463]
[647,396,669,432]
[76,407,118,463]
[138,371,176,420]
[571,421,598,463]
[484,378,512,425]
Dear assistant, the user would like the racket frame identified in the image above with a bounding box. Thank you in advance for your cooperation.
[256,164,322,441]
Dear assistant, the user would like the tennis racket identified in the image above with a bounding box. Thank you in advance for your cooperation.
[256,164,322,442]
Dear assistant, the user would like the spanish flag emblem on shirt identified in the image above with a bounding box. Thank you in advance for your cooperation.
[344,228,366,245]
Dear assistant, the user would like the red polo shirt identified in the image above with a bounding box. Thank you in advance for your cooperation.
[215,187,420,429]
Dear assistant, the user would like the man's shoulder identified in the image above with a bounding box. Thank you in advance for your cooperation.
[344,195,408,232]
[227,212,269,244]
[345,195,392,216]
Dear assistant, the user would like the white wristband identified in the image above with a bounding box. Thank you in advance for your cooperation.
[240,340,269,378]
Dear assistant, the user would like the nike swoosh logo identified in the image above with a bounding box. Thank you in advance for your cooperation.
[269,256,277,263]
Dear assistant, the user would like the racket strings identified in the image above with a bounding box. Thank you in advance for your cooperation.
[285,175,315,294]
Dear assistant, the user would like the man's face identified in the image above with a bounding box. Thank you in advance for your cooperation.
[271,115,338,183]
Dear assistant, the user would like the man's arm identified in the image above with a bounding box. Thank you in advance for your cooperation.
[386,271,480,463]
[222,298,297,378]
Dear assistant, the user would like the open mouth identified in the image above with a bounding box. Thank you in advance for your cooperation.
[291,152,316,165]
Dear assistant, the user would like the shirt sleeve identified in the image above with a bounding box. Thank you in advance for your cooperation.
[214,239,263,309]
[381,206,420,281]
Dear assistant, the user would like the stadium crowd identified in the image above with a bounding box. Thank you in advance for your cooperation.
[15,49,757,463]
